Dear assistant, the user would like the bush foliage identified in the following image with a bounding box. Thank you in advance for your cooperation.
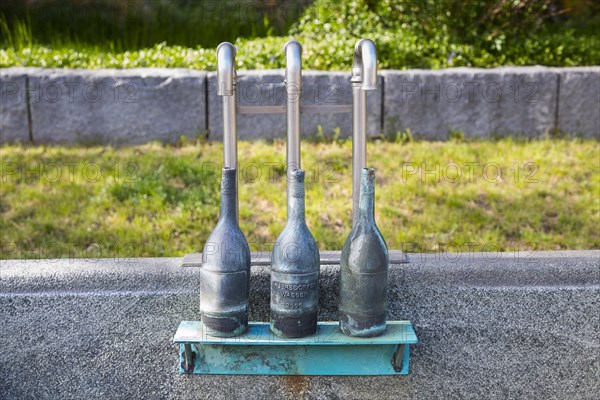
[1,0,599,69]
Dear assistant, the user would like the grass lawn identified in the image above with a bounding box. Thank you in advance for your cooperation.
[1,138,598,259]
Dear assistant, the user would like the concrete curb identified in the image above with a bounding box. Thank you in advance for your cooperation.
[2,68,208,145]
[1,67,598,145]
[556,67,600,136]
[381,66,559,139]
[1,251,599,399]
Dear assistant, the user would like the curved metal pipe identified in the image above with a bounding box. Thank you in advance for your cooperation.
[351,38,377,226]
[216,42,237,169]
[352,38,377,90]
[217,42,237,96]
[217,42,238,220]
[284,40,302,213]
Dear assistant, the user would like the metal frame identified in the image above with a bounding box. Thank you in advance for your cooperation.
[174,321,417,375]
[237,104,352,115]
[216,39,378,226]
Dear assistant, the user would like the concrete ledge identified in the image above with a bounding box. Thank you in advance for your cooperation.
[557,67,600,137]
[3,68,207,145]
[1,67,598,145]
[1,251,598,399]
[382,66,559,139]
[0,68,32,143]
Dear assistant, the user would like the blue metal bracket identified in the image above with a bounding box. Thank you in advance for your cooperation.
[173,321,417,375]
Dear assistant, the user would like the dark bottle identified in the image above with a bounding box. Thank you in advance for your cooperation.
[200,167,250,337]
[339,168,389,337]
[271,169,320,338]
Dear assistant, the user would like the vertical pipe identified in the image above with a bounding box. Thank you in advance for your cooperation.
[352,85,367,225]
[222,93,237,169]
[284,40,302,214]
[351,39,377,226]
[217,42,238,220]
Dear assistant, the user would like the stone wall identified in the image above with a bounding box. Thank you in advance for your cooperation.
[1,67,598,145]
[382,67,559,139]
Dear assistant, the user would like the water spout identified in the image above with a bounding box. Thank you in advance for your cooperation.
[351,38,377,226]
[217,42,238,220]
[217,42,236,96]
[284,40,303,214]
[352,38,377,91]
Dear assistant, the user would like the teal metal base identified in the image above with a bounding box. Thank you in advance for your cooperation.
[173,321,417,375]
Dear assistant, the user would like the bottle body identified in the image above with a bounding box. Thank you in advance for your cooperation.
[200,168,250,337]
[339,168,389,337]
[271,169,320,338]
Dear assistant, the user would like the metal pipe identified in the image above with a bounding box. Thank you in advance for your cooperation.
[217,42,238,220]
[351,38,377,226]
[352,86,367,226]
[284,40,302,213]
[217,42,237,168]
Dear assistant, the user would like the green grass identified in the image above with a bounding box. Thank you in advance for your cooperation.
[1,138,598,259]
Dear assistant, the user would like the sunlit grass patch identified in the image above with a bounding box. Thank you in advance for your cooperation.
[1,138,598,259]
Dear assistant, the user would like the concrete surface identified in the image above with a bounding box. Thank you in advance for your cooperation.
[26,68,207,145]
[556,67,600,138]
[1,67,598,145]
[0,68,31,143]
[207,70,382,140]
[1,250,599,399]
[382,67,559,139]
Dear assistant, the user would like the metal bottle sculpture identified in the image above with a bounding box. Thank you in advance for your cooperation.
[339,168,389,337]
[271,169,320,338]
[200,168,251,337]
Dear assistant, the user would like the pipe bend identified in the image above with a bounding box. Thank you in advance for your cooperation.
[284,40,302,95]
[352,38,377,91]
[217,42,237,96]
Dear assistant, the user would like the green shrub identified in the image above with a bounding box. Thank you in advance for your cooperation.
[1,0,599,69]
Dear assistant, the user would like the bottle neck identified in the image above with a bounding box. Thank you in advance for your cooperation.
[219,168,237,222]
[357,188,374,223]
[288,194,305,221]
[288,170,306,222]
[357,169,375,224]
